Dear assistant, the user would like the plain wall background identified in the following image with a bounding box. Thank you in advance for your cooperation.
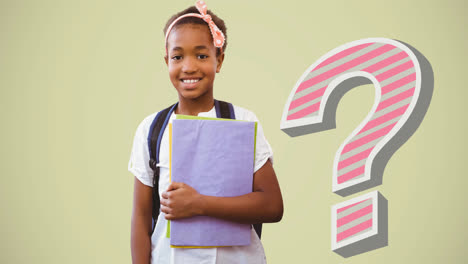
[1,0,466,263]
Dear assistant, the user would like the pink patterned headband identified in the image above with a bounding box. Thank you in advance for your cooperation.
[165,0,225,55]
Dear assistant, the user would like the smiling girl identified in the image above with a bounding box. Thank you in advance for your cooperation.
[128,1,283,263]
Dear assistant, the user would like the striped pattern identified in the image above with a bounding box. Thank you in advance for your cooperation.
[286,41,416,185]
[336,198,373,242]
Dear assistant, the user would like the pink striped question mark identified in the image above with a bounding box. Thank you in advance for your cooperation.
[281,38,432,257]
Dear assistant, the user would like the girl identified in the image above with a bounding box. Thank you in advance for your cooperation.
[129,1,283,263]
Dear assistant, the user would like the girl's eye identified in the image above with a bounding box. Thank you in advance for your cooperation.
[198,54,208,59]
[171,55,182,60]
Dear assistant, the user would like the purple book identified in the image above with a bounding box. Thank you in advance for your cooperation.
[170,117,256,247]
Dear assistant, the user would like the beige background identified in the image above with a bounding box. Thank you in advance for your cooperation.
[1,0,466,263]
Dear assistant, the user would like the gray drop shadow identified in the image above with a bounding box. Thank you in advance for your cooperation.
[334,192,388,258]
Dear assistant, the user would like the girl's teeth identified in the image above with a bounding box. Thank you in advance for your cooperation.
[183,79,199,83]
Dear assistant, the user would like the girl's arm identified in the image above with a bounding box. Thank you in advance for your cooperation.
[160,160,283,224]
[131,177,153,264]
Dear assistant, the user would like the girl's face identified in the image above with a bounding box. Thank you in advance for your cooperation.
[165,23,224,102]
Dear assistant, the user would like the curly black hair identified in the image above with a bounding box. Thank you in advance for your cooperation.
[163,6,227,56]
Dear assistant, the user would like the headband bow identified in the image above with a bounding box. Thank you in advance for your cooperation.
[194,1,225,48]
[165,0,225,55]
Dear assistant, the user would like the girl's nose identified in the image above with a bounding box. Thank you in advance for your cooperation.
[182,57,198,73]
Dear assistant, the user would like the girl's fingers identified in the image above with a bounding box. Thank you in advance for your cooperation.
[160,204,171,214]
[164,214,174,220]
[166,182,176,191]
[167,182,184,191]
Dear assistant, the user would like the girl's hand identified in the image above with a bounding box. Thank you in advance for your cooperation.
[160,182,203,220]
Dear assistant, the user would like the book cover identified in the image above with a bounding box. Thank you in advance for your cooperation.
[169,116,256,247]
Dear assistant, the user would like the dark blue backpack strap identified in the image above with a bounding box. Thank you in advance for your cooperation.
[147,103,178,168]
[155,103,178,163]
[253,224,262,239]
[214,99,236,119]
[228,103,235,119]
[147,112,162,159]
[214,99,222,118]
[147,103,178,234]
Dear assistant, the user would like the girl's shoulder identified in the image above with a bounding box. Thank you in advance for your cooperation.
[133,111,158,136]
[232,104,260,122]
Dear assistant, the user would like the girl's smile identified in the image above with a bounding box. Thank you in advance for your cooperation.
[180,77,202,89]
